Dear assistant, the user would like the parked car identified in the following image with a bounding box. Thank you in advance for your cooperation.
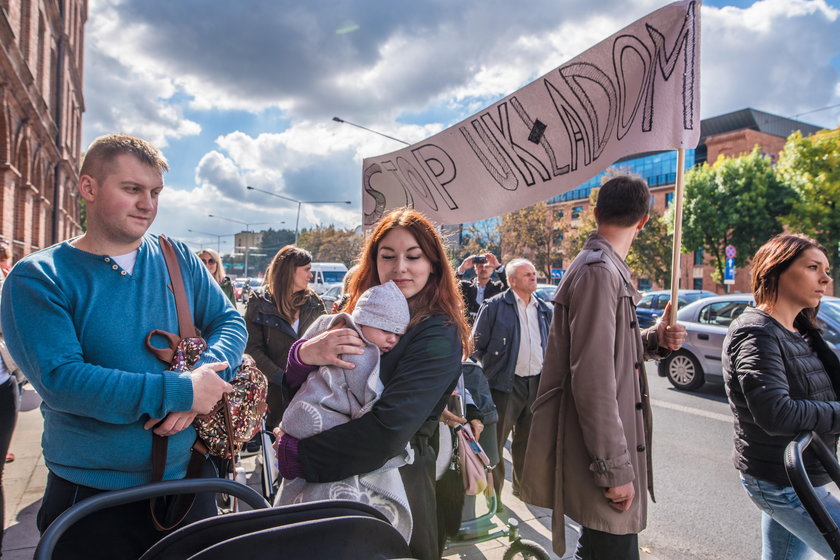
[233,279,245,302]
[658,295,840,391]
[534,283,558,304]
[319,284,344,307]
[635,289,716,329]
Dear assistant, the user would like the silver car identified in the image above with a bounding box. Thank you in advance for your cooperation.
[659,294,840,391]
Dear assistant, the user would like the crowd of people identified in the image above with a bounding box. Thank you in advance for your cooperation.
[0,132,836,560]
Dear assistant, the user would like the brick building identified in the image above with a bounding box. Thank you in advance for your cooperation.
[547,108,825,293]
[0,0,85,262]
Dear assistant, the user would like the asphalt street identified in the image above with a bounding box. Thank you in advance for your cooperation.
[640,363,762,559]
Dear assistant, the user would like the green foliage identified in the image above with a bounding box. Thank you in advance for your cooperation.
[296,225,363,266]
[627,208,673,288]
[676,147,794,286]
[460,220,501,264]
[498,202,565,279]
[777,127,840,293]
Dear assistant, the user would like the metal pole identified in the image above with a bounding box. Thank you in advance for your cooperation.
[294,203,302,245]
[669,148,686,326]
[244,227,250,278]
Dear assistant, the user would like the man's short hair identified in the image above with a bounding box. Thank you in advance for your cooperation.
[80,134,169,182]
[505,258,534,279]
[595,175,650,227]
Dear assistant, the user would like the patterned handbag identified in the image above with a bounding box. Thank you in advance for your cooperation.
[147,236,268,461]
[193,354,267,459]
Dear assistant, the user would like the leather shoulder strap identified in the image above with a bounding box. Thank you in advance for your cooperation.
[159,235,198,339]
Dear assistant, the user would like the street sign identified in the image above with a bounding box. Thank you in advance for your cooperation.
[551,268,566,280]
[724,256,736,285]
[725,245,736,259]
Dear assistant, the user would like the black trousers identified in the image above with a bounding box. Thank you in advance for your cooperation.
[491,375,540,497]
[575,527,640,560]
[37,458,219,560]
[0,376,19,555]
[400,432,441,560]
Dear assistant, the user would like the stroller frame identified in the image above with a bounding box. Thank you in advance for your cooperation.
[784,430,840,559]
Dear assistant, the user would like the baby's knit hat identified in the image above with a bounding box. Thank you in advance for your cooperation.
[352,280,410,335]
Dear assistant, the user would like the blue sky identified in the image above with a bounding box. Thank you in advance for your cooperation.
[81,0,840,253]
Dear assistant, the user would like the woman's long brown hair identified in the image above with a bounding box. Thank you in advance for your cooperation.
[344,208,470,355]
[263,245,316,323]
[751,233,829,332]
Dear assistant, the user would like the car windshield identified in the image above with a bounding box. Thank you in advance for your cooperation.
[322,271,346,284]
[637,295,655,309]
[820,300,840,325]
[681,292,707,304]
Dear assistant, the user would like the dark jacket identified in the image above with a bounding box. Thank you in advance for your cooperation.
[471,289,553,393]
[295,314,463,483]
[458,267,508,319]
[219,276,236,306]
[723,307,840,487]
[244,287,326,382]
[462,360,499,425]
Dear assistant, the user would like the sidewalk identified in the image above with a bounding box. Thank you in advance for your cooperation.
[2,386,656,559]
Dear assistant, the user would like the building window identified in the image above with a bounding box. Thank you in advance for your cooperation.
[637,278,652,291]
[693,278,703,290]
[571,206,583,219]
[693,248,704,266]
[665,192,674,208]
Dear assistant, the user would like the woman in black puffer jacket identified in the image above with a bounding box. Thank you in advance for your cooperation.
[724,233,839,560]
[245,246,326,429]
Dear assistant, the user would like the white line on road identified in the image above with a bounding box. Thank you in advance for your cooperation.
[650,398,733,423]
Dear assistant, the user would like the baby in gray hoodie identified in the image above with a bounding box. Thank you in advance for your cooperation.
[277,281,414,541]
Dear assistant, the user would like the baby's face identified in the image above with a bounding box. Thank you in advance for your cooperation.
[359,325,401,354]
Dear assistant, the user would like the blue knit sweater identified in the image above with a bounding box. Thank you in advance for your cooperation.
[0,235,247,490]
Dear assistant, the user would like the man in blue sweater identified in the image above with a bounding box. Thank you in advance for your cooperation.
[0,134,246,558]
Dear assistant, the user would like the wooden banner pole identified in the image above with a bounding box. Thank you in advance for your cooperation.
[669,148,686,327]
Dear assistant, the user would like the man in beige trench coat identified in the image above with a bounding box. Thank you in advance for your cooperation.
[519,176,686,559]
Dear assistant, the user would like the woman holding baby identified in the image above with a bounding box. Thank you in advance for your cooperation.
[275,207,470,559]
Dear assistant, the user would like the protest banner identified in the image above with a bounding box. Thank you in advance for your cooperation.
[362,0,700,227]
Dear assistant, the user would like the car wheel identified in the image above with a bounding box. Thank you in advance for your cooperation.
[660,350,704,391]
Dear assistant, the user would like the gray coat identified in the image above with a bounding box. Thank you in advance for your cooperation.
[519,234,667,555]
[277,313,413,542]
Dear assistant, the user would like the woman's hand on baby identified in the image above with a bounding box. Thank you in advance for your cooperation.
[298,325,365,369]
[272,427,285,456]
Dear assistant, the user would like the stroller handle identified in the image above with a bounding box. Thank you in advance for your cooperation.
[784,430,840,558]
[35,478,270,560]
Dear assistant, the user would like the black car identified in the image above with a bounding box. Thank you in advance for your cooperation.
[635,289,716,329]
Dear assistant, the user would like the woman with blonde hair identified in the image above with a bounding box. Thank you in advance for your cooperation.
[724,233,839,559]
[245,245,326,429]
[198,249,236,305]
[275,208,469,559]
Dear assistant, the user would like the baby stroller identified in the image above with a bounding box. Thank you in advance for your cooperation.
[438,360,550,560]
[34,478,413,559]
[785,430,840,559]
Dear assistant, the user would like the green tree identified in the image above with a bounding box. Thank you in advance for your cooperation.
[498,202,565,279]
[677,147,795,288]
[565,187,673,288]
[777,127,840,293]
[627,208,673,288]
[297,225,363,266]
[459,219,501,264]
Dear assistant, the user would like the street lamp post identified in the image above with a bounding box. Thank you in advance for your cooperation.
[331,117,410,146]
[245,186,351,245]
[207,215,273,278]
[187,228,238,253]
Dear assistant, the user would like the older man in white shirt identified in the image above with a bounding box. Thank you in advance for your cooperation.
[471,258,553,499]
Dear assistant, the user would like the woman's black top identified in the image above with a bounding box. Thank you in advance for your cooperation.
[296,314,463,483]
[723,307,840,486]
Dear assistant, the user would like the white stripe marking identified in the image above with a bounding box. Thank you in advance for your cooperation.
[650,398,732,423]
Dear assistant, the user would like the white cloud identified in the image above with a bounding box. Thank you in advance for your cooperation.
[700,0,840,123]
